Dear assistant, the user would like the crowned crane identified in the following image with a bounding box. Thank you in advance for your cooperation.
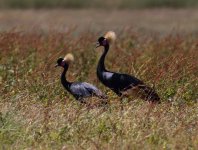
[55,53,107,104]
[95,31,160,103]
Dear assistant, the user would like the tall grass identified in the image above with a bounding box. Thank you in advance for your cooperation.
[0,0,198,9]
[0,30,198,149]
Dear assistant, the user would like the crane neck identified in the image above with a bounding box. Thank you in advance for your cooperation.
[97,44,109,72]
[61,66,71,91]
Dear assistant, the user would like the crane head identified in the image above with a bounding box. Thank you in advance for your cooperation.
[55,53,74,68]
[96,36,107,48]
[55,58,66,67]
[96,31,116,48]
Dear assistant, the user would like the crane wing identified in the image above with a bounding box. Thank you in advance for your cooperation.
[82,82,107,99]
[70,82,106,99]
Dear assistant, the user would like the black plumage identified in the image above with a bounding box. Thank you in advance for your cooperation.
[96,34,160,102]
[56,56,106,103]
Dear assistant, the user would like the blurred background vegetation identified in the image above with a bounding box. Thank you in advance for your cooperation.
[0,0,198,9]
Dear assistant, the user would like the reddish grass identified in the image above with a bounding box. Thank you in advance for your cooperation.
[0,30,197,149]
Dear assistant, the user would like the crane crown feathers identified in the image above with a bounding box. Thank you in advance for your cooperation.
[104,31,116,44]
[64,53,74,64]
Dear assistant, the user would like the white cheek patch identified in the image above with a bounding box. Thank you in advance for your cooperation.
[102,40,107,46]
[61,61,66,66]
[103,72,113,80]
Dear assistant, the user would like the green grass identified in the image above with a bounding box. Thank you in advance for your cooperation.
[0,30,198,149]
[0,0,198,9]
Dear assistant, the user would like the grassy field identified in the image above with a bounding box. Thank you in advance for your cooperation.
[0,10,198,149]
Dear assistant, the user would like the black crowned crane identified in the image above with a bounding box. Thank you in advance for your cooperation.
[55,53,107,104]
[95,31,160,103]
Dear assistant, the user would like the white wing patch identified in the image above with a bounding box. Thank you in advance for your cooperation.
[102,72,114,80]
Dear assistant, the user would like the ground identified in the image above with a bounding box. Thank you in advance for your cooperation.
[0,9,198,149]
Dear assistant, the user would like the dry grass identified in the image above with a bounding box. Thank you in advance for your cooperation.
[1,9,198,34]
[0,29,198,149]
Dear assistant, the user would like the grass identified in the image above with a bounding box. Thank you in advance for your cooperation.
[0,0,198,9]
[0,29,198,149]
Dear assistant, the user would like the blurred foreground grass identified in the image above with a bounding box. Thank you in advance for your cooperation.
[0,0,198,9]
[0,30,198,149]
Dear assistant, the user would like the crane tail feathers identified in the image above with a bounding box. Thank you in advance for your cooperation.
[95,90,108,99]
[136,84,160,102]
[124,84,160,103]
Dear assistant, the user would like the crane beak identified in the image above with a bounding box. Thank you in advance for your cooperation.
[95,42,100,48]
